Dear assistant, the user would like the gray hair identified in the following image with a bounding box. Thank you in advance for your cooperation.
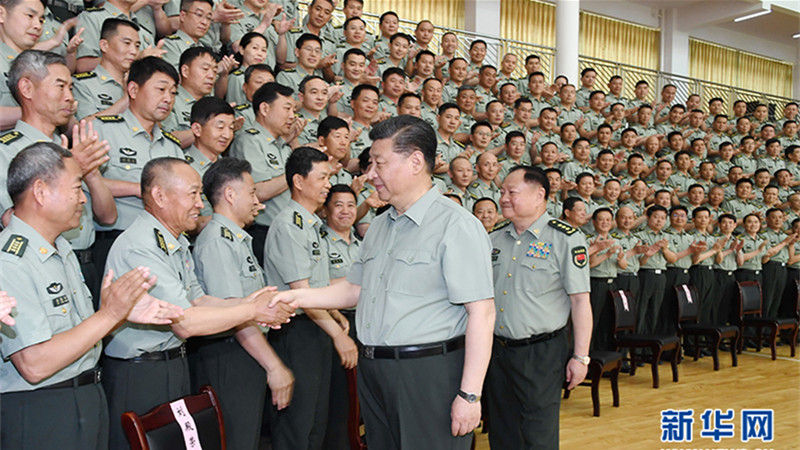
[7,50,67,103]
[7,142,72,205]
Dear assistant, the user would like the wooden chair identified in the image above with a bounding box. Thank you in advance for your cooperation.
[735,281,780,360]
[775,279,800,356]
[346,368,367,450]
[674,284,739,370]
[563,350,622,416]
[121,385,225,450]
[610,290,680,388]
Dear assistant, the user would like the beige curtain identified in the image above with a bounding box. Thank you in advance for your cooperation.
[579,11,659,70]
[500,0,556,47]
[362,0,465,31]
[691,39,792,98]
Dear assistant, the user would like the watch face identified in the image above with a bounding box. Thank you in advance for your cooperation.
[467,393,477,403]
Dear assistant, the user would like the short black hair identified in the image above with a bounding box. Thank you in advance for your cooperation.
[318,116,349,139]
[128,56,179,87]
[285,146,329,192]
[179,46,218,72]
[508,165,550,198]
[141,157,190,200]
[369,115,436,173]
[438,102,459,116]
[7,142,72,205]
[505,130,525,145]
[647,204,667,217]
[398,92,420,109]
[253,82,294,113]
[202,157,252,208]
[389,32,412,45]
[190,96,234,125]
[382,67,406,83]
[100,17,140,41]
[296,33,322,50]
[469,39,486,50]
[351,83,380,101]
[324,184,357,206]
[343,48,366,64]
[244,63,274,83]
[299,75,326,94]
[472,197,497,213]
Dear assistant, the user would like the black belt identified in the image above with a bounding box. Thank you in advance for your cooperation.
[617,272,636,277]
[359,335,465,360]
[591,277,615,284]
[640,268,664,274]
[74,248,93,264]
[494,327,564,348]
[41,367,101,390]
[108,345,186,363]
[96,230,124,241]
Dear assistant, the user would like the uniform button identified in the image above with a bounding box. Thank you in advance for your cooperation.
[125,165,131,169]
[507,273,512,277]
[515,241,521,245]
[388,249,393,255]
[132,127,139,132]
[366,324,370,329]
[503,290,507,295]
[379,273,384,279]
[499,325,504,329]
[512,256,516,261]
[500,308,504,312]
[61,307,67,313]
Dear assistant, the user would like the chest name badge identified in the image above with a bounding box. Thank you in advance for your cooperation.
[527,242,552,259]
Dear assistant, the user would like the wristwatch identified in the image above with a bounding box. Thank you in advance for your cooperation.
[457,390,481,403]
[572,353,591,365]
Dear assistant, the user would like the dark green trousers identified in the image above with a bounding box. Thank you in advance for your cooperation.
[486,330,568,450]
[637,269,666,334]
[1,382,108,450]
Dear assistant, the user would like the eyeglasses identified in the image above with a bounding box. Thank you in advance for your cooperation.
[184,9,213,22]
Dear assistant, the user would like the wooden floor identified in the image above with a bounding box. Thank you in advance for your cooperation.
[474,345,800,449]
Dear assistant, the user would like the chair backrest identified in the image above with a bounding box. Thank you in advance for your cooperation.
[121,385,225,450]
[794,278,800,320]
[674,284,700,323]
[736,281,762,318]
[610,290,637,333]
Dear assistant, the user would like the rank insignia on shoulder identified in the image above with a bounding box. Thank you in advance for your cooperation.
[2,234,28,257]
[320,230,328,238]
[73,71,96,79]
[549,219,577,235]
[232,69,244,76]
[571,246,588,268]
[97,115,123,122]
[221,226,234,241]
[0,130,22,145]
[375,59,386,64]
[165,34,180,40]
[184,154,194,163]
[455,140,466,148]
[235,103,251,111]
[470,182,479,188]
[282,68,296,73]
[491,221,511,233]
[289,28,302,33]
[85,6,104,11]
[154,229,169,255]
[245,128,260,135]
[163,131,181,146]
[293,212,303,229]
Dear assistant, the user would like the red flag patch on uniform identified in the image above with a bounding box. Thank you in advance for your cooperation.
[571,246,587,268]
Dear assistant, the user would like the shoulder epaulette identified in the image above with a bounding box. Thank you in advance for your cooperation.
[293,211,303,229]
[165,34,180,40]
[333,24,343,29]
[500,122,510,128]
[0,130,23,145]
[73,71,96,80]
[336,44,346,49]
[162,131,181,146]
[611,232,623,239]
[234,103,251,111]
[470,182,479,189]
[2,234,28,257]
[154,229,169,255]
[469,192,479,199]
[320,229,328,238]
[282,68,296,73]
[548,219,578,235]
[455,140,466,148]
[245,128,259,135]
[97,115,123,122]
[85,6,104,11]
[289,27,303,33]
[491,220,511,233]
[220,226,234,241]
[497,156,507,162]
[232,69,244,76]
[294,112,302,118]
[375,59,386,64]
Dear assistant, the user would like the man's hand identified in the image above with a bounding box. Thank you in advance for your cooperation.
[128,291,186,325]
[267,362,295,410]
[66,27,85,54]
[217,54,238,75]
[565,358,588,389]
[450,396,481,436]
[139,40,166,59]
[0,291,16,326]
[213,1,245,24]
[329,309,350,334]
[62,120,110,177]
[250,289,296,326]
[99,267,157,323]
[332,333,358,369]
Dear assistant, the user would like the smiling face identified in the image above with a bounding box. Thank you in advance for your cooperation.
[194,113,235,156]
[0,0,44,53]
[300,77,329,113]
[161,163,204,235]
[473,199,498,232]
[44,157,86,231]
[325,190,357,231]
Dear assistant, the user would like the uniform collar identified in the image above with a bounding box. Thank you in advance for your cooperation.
[142,211,187,255]
[289,199,321,228]
[175,28,197,44]
[185,145,214,167]
[0,40,18,61]
[122,108,166,141]
[211,213,250,242]
[177,84,200,104]
[506,211,552,240]
[94,63,122,86]
[389,187,439,226]
[321,223,354,243]
[6,214,70,262]
[251,121,283,145]
[13,120,59,144]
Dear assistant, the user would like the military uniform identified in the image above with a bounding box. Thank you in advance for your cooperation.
[76,4,154,60]
[441,80,462,105]
[575,86,592,109]
[192,213,268,450]
[556,105,583,127]
[72,65,124,120]
[225,68,247,107]
[334,78,356,116]
[587,232,619,351]
[635,227,669,334]
[420,101,438,129]
[0,216,107,450]
[102,211,200,449]
[295,108,327,146]
[183,146,216,217]
[466,179,501,213]
[661,228,694,334]
[355,183,377,229]
[735,233,766,285]
[283,26,337,65]
[234,102,257,131]
[761,227,789,318]
[347,187,493,449]
[0,41,19,107]
[161,85,203,134]
[688,228,718,322]
[756,155,784,175]
[161,29,202,68]
[263,200,333,450]
[613,229,641,300]
[229,7,279,66]
[488,214,590,449]
[713,232,739,324]
[275,65,323,96]
[349,120,372,160]
[706,131,731,152]
[377,94,397,116]
[328,167,353,187]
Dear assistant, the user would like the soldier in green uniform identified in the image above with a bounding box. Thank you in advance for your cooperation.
[688,207,723,325]
[193,157,294,450]
[0,142,181,450]
[368,11,397,62]
[722,178,759,232]
[229,0,281,59]
[225,32,269,106]
[270,116,496,449]
[229,82,302,264]
[72,19,137,121]
[295,75,331,146]
[75,0,156,72]
[275,33,327,95]
[102,157,294,450]
[0,0,49,112]
[184,97,236,222]
[348,83,380,158]
[161,0,213,68]
[660,205,705,334]
[92,57,184,280]
[280,0,337,68]
[232,63,274,131]
[488,165,591,449]
[588,207,621,351]
[714,214,742,325]
[613,206,646,300]
[636,205,670,334]
[316,116,354,186]
[735,213,767,285]
[466,152,501,212]
[761,208,798,318]
[334,48,368,116]
[331,16,370,77]
[263,147,356,450]
[160,47,220,147]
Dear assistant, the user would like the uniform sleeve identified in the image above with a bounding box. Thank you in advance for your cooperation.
[160,109,180,134]
[442,215,495,304]
[561,231,591,295]
[73,80,96,120]
[107,246,195,309]
[75,13,101,59]
[0,257,53,357]
[194,238,246,299]
[230,136,283,183]
[265,222,312,285]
